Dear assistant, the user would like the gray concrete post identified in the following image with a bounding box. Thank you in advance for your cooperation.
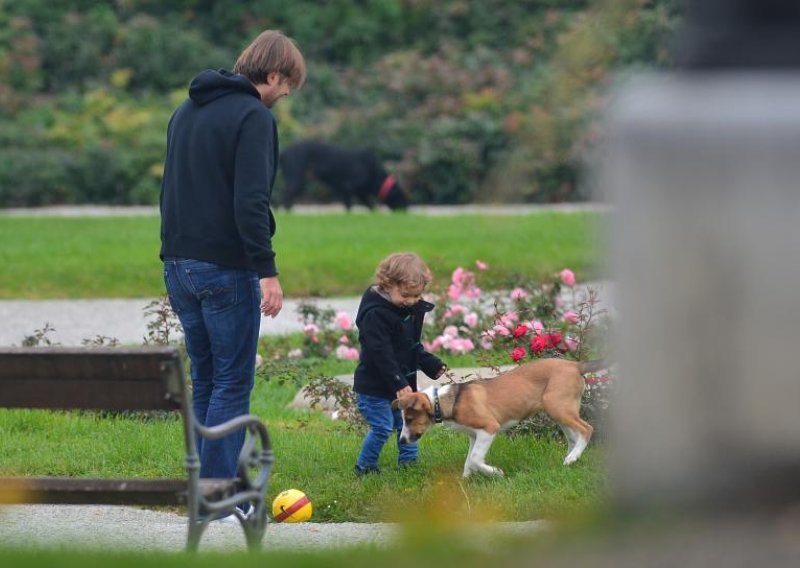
[602,72,800,513]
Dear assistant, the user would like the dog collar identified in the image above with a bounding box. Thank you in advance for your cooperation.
[432,388,444,423]
[377,175,396,202]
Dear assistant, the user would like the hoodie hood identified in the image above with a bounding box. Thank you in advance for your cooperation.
[188,68,260,106]
[355,286,434,328]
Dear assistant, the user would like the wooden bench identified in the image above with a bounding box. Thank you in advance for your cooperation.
[0,346,274,551]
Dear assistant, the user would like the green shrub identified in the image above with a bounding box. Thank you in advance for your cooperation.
[0,0,682,206]
[113,15,232,91]
[40,7,118,91]
[0,148,73,206]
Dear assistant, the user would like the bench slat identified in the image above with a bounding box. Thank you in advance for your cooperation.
[0,477,238,506]
[0,347,183,411]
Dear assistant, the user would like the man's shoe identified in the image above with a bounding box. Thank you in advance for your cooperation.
[214,504,254,525]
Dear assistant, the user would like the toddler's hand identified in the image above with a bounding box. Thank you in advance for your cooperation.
[396,386,412,398]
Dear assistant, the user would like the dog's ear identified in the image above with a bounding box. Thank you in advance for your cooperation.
[393,392,412,410]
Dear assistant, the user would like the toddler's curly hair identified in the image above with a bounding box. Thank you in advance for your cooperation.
[373,252,432,291]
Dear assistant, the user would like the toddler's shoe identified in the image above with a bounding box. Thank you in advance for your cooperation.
[354,464,380,476]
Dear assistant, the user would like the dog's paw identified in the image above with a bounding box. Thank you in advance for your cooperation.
[491,467,505,476]
[563,455,577,465]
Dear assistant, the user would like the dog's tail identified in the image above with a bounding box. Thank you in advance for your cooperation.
[577,359,609,375]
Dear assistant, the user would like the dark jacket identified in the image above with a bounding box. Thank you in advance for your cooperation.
[160,69,279,278]
[353,286,445,400]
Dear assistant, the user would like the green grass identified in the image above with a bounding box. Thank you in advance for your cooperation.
[0,363,607,524]
[0,211,605,299]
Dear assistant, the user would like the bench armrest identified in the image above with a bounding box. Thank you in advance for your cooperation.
[194,415,273,494]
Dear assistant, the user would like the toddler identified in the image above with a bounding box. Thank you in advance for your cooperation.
[353,252,447,475]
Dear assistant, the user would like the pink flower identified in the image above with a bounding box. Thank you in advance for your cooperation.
[510,347,527,362]
[335,311,353,330]
[565,337,579,352]
[463,312,479,328]
[335,345,360,361]
[510,287,529,301]
[559,268,576,287]
[447,283,462,300]
[500,312,518,327]
[303,323,319,336]
[529,320,544,335]
[450,267,480,299]
[480,337,494,350]
[493,324,511,337]
[448,338,475,354]
[563,310,580,324]
[476,260,489,271]
[443,325,459,338]
[339,335,350,344]
[464,286,481,299]
[512,324,528,338]
[450,304,465,315]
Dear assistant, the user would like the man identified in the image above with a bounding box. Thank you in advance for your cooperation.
[160,30,305,491]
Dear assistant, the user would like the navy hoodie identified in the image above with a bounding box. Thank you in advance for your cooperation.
[160,69,279,277]
[353,287,445,400]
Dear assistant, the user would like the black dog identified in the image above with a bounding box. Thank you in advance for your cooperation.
[278,140,409,211]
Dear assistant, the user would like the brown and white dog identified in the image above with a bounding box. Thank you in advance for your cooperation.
[393,358,605,477]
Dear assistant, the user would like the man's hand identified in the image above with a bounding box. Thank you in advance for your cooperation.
[396,385,412,399]
[260,277,283,318]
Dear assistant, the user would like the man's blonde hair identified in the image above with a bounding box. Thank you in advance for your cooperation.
[234,30,306,89]
[374,252,432,291]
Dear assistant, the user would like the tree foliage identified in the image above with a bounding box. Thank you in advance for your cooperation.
[0,0,681,207]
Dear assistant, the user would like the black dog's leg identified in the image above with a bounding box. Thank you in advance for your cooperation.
[343,193,354,211]
[279,157,305,210]
[355,188,375,210]
[327,179,355,211]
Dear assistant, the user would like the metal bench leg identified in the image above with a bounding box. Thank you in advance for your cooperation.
[186,519,208,552]
[242,502,267,550]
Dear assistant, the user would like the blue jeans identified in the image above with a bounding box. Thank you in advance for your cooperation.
[356,393,418,468]
[163,257,260,479]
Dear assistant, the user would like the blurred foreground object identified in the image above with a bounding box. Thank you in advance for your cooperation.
[595,0,800,564]
[604,72,800,514]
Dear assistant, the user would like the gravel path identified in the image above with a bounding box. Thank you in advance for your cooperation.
[0,504,547,552]
[0,296,362,347]
[0,504,398,551]
[0,284,613,347]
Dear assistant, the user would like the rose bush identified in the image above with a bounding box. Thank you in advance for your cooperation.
[290,260,609,368]
[293,301,360,361]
